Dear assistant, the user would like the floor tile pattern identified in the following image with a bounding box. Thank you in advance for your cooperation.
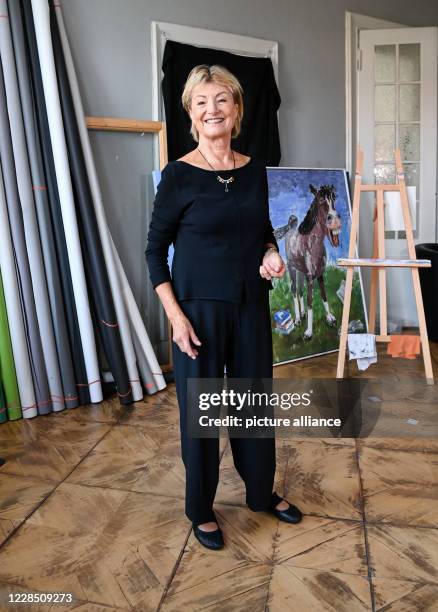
[0,342,437,610]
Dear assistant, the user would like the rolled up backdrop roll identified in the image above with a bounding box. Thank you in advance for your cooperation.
[53,1,161,398]
[111,234,166,392]
[55,1,164,395]
[0,57,50,415]
[50,5,132,406]
[0,0,63,412]
[132,329,159,395]
[8,0,77,409]
[0,274,9,424]
[54,2,142,401]
[20,0,90,406]
[30,0,102,403]
[0,153,36,418]
[0,371,6,424]
[0,271,21,421]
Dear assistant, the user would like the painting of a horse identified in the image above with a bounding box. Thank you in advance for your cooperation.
[274,184,341,339]
[267,167,366,365]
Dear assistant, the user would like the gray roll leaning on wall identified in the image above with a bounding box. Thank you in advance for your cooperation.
[20,0,90,406]
[30,0,103,403]
[50,2,133,406]
[0,0,63,412]
[7,0,78,409]
[110,234,166,393]
[0,156,36,417]
[0,0,63,413]
[0,56,51,415]
[53,0,144,400]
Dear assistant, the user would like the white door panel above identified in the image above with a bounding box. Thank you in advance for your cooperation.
[358,27,437,326]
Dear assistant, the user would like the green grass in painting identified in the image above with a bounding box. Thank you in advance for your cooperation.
[270,265,366,364]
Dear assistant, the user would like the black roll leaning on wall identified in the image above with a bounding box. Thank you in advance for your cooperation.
[20,0,90,405]
[49,0,133,406]
[8,0,78,409]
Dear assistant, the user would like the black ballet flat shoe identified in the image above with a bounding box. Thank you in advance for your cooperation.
[193,523,224,550]
[268,492,303,524]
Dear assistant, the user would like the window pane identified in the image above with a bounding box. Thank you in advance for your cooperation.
[374,164,395,184]
[375,85,396,122]
[375,124,395,162]
[404,163,420,196]
[375,45,396,82]
[399,124,420,161]
[399,43,420,82]
[399,84,420,121]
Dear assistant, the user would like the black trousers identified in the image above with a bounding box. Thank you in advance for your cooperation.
[172,292,277,525]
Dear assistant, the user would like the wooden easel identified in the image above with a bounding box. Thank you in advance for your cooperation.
[336,147,434,384]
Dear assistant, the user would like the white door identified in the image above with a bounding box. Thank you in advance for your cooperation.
[358,27,437,327]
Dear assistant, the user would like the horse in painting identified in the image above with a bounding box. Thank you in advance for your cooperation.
[275,184,341,339]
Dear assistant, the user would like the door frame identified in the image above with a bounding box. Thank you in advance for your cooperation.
[345,11,404,178]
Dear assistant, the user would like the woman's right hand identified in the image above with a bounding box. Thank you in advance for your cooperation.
[154,281,202,359]
[170,312,202,359]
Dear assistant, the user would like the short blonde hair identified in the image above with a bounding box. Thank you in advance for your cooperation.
[181,64,244,142]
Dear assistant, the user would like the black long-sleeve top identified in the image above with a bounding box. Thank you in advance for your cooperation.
[145,157,278,303]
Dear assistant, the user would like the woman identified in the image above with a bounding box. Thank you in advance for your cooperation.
[146,64,302,551]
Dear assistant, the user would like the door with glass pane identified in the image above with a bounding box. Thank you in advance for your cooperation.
[358,27,437,326]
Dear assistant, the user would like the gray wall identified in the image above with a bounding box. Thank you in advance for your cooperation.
[61,0,438,352]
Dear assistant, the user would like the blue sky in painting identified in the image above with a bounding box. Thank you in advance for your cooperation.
[267,168,352,265]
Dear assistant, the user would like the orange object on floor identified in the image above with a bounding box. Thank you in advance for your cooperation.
[387,335,421,359]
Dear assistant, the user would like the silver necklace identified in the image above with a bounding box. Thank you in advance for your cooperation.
[197,148,235,192]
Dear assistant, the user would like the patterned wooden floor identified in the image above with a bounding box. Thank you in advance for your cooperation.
[0,343,438,611]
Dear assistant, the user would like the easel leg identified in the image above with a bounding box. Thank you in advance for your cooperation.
[376,191,387,336]
[369,205,378,333]
[337,266,354,379]
[396,150,434,384]
[411,268,434,384]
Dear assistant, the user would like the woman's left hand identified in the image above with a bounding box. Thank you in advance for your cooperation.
[260,250,286,281]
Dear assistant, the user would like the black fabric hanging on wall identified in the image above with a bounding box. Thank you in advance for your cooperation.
[161,41,281,165]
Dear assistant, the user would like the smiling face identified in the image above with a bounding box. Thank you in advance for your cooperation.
[189,81,238,143]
